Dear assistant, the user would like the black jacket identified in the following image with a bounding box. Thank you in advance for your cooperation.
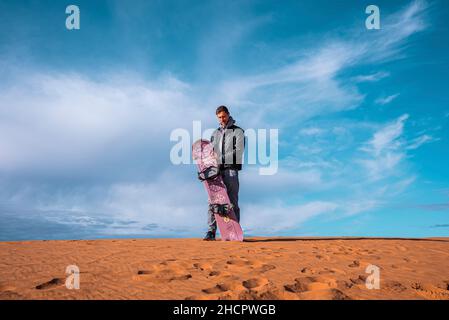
[210,116,245,171]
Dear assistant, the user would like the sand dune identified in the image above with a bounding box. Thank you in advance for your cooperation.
[0,237,448,300]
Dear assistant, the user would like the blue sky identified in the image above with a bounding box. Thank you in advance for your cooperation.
[0,0,448,240]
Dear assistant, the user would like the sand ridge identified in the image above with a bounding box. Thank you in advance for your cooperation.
[0,237,448,300]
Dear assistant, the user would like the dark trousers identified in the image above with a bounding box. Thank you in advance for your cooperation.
[208,169,240,232]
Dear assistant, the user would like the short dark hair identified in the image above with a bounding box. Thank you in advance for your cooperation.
[216,105,229,115]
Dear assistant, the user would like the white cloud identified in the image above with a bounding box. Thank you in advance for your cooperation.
[353,71,390,83]
[215,42,364,128]
[0,71,204,175]
[369,114,409,156]
[406,134,435,150]
[338,199,379,217]
[22,169,208,234]
[241,166,326,196]
[243,201,338,233]
[357,113,437,183]
[356,114,409,181]
[375,93,400,105]
[299,127,326,136]
[388,176,417,196]
[211,1,428,129]
[358,152,404,181]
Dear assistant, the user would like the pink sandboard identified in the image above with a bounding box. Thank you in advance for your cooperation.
[192,139,243,241]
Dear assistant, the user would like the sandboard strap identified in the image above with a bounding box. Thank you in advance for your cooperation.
[198,166,220,181]
[209,203,234,217]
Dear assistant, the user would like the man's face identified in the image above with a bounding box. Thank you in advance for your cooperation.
[217,111,229,127]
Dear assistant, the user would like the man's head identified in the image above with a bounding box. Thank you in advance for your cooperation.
[216,105,230,127]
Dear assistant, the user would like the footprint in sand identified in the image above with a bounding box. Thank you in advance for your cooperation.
[169,274,192,281]
[237,278,283,300]
[300,267,316,275]
[349,274,367,285]
[137,270,154,275]
[284,276,337,293]
[259,264,276,273]
[384,280,408,293]
[226,259,252,266]
[300,288,351,300]
[35,278,64,290]
[136,264,192,282]
[202,281,240,294]
[332,246,349,255]
[315,254,332,261]
[238,289,282,300]
[318,269,333,275]
[225,258,262,269]
[336,280,354,289]
[242,277,269,290]
[403,257,419,263]
[284,276,350,300]
[348,260,360,268]
[157,268,192,282]
[411,282,449,300]
[193,262,213,272]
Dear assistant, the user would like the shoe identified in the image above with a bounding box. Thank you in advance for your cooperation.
[203,231,216,241]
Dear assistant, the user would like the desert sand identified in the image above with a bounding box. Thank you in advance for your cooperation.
[0,237,448,300]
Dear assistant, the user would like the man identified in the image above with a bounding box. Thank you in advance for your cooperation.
[203,105,245,241]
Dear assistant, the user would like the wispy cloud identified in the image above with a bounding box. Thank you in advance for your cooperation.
[364,114,409,156]
[243,201,338,233]
[355,111,439,187]
[299,127,326,136]
[213,0,429,129]
[375,93,400,105]
[356,114,430,182]
[353,71,390,83]
[406,134,436,150]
